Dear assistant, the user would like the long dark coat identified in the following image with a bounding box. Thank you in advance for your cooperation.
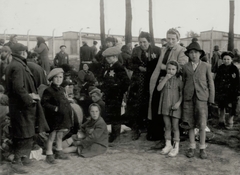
[41,84,73,132]
[101,61,130,124]
[54,51,69,67]
[34,43,50,74]
[77,116,108,158]
[27,62,48,88]
[5,54,38,138]
[214,63,240,112]
[127,45,161,121]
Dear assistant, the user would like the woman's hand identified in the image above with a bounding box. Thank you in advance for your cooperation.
[139,66,146,72]
[172,102,180,111]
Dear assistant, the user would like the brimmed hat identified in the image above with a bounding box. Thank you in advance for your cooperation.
[47,68,64,81]
[11,43,28,53]
[221,51,234,59]
[102,47,121,57]
[184,40,205,58]
[1,46,11,53]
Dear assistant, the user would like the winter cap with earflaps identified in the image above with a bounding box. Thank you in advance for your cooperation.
[47,68,64,81]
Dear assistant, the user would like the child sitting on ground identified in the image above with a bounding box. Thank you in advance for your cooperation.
[62,103,108,158]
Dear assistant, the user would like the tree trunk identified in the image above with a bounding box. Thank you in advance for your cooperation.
[125,0,132,45]
[149,0,155,46]
[228,0,234,51]
[100,0,106,49]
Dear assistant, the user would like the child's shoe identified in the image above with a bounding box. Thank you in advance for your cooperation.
[46,155,57,164]
[200,149,207,159]
[186,148,195,158]
[160,140,172,155]
[168,142,179,157]
[55,150,69,160]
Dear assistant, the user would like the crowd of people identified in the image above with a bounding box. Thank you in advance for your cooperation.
[0,28,240,174]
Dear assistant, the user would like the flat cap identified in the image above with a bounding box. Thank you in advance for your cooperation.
[102,47,121,57]
[47,68,64,81]
[11,43,28,53]
[10,34,17,41]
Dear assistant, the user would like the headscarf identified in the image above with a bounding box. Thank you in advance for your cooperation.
[37,37,49,50]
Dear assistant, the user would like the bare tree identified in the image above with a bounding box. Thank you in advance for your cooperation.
[228,0,234,51]
[149,0,155,46]
[185,30,199,38]
[100,0,106,49]
[125,0,132,45]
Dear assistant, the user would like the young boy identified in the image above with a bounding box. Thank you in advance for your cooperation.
[101,47,130,143]
[181,40,215,159]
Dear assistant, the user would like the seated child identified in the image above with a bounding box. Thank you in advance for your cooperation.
[62,103,108,158]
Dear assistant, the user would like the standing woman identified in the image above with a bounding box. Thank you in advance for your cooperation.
[127,31,161,140]
[34,37,50,74]
[148,28,188,147]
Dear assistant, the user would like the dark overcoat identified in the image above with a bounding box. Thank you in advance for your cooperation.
[5,54,38,138]
[34,43,50,74]
[101,61,130,124]
[80,44,93,62]
[41,84,73,132]
[27,62,48,88]
[54,51,69,67]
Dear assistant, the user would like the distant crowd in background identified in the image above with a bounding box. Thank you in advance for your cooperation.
[1,28,240,174]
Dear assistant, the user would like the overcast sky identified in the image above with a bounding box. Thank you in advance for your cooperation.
[0,0,239,38]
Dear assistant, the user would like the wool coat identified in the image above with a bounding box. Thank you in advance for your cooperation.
[148,44,188,119]
[34,43,50,74]
[214,63,240,108]
[41,84,73,132]
[5,54,39,138]
[101,61,130,124]
[53,51,69,67]
[80,44,93,62]
[77,116,108,158]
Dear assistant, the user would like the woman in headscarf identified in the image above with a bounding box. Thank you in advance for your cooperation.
[148,28,188,149]
[126,31,161,140]
[34,37,50,74]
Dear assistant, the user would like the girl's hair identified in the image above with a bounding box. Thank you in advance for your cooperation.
[89,103,101,113]
[166,28,180,41]
[166,61,180,77]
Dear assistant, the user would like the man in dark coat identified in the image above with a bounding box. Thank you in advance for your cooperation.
[79,41,93,70]
[5,43,41,173]
[4,34,18,50]
[54,45,69,67]
[101,47,130,143]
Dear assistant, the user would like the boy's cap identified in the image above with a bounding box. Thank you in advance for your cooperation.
[221,51,234,59]
[102,47,121,57]
[1,46,11,53]
[11,43,28,53]
[47,68,64,81]
[60,45,66,49]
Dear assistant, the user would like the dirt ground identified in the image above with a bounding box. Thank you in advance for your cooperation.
[1,128,240,175]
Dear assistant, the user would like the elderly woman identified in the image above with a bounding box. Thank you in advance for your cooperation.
[127,31,161,140]
[34,37,50,74]
[148,28,188,148]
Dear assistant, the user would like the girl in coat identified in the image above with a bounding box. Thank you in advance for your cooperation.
[41,68,72,164]
[157,61,183,157]
[62,103,108,158]
[214,51,240,129]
